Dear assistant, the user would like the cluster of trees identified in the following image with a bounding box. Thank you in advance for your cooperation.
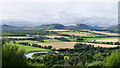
[8,36,48,42]
[76,37,83,42]
[18,42,52,49]
[59,34,71,37]
[55,37,70,42]
[56,43,120,67]
[34,36,47,42]
[26,54,64,67]
[8,38,35,41]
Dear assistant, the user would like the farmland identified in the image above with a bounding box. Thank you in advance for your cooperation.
[81,30,118,36]
[59,31,92,36]
[4,29,120,49]
[2,28,120,67]
[45,35,69,38]
[36,42,119,49]
[96,38,118,42]
[9,42,51,54]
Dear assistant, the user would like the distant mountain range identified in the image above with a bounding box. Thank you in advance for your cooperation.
[2,17,117,27]
[2,24,92,30]
[2,23,118,31]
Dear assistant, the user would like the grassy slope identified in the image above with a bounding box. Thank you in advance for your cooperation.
[11,43,51,54]
[15,40,40,43]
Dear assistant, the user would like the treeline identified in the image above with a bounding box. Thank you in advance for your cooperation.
[86,41,120,45]
[3,30,58,36]
[8,36,48,42]
[55,37,70,42]
[18,42,52,49]
[2,34,26,36]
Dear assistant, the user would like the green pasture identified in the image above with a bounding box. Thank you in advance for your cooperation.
[10,43,51,54]
[14,40,40,43]
[14,39,63,43]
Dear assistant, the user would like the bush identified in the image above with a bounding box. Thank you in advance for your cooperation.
[87,61,104,66]
[2,42,27,66]
[105,49,120,67]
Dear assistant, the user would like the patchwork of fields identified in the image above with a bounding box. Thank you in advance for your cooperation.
[3,29,120,50]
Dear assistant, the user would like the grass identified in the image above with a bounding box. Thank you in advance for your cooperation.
[11,43,51,54]
[14,40,40,43]
[67,38,76,42]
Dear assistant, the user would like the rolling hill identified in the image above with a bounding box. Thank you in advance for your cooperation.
[105,25,118,32]
[29,24,67,30]
[67,24,92,30]
[2,24,118,32]
[2,25,25,31]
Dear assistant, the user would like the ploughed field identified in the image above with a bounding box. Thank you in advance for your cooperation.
[96,38,119,42]
[81,30,118,36]
[60,32,92,36]
[45,35,69,38]
[36,42,120,49]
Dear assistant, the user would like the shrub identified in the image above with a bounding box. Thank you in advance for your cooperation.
[105,49,120,67]
[2,42,27,66]
[87,61,104,66]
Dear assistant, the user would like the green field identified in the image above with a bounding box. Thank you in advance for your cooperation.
[15,40,40,43]
[14,39,63,43]
[10,43,51,54]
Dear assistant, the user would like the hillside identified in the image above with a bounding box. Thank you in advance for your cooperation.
[2,25,25,31]
[29,24,66,30]
[105,25,118,32]
[67,24,92,30]
[2,24,118,31]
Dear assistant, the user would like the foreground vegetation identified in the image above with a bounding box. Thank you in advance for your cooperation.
[2,39,120,67]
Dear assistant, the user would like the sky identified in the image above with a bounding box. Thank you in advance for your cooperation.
[0,0,119,26]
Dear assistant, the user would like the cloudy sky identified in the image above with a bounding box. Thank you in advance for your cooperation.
[0,0,119,26]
